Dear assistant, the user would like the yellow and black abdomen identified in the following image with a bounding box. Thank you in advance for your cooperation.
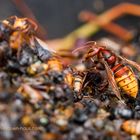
[112,64,138,98]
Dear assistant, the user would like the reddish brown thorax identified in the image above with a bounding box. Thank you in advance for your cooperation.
[98,49,116,66]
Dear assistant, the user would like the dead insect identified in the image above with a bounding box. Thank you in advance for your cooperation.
[72,71,85,101]
[121,120,140,135]
[2,16,56,64]
[83,69,108,93]
[1,16,54,66]
[64,69,74,88]
[73,41,140,100]
[63,68,85,101]
[2,16,37,34]
[64,67,108,101]
[0,16,37,49]
[0,16,37,50]
[8,17,37,49]
[75,70,109,101]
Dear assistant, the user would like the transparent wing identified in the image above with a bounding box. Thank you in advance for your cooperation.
[121,56,140,71]
[33,37,63,60]
[103,60,122,100]
[72,41,96,53]
[35,37,56,53]
[118,55,140,79]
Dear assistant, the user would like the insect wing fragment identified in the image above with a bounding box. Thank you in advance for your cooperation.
[103,60,122,100]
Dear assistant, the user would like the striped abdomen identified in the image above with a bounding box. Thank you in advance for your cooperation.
[122,120,140,135]
[73,74,83,93]
[112,64,138,98]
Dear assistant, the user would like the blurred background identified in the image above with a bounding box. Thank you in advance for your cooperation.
[0,0,139,39]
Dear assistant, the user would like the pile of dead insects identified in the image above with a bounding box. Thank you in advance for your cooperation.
[0,16,140,140]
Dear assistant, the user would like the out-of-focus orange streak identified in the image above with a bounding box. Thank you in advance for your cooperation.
[97,3,140,25]
[79,11,133,41]
[48,3,140,51]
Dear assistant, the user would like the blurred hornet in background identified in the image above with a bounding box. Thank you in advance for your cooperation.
[0,16,52,58]
[73,41,140,100]
[0,16,55,66]
[2,16,37,32]
[0,16,70,88]
[0,16,37,48]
